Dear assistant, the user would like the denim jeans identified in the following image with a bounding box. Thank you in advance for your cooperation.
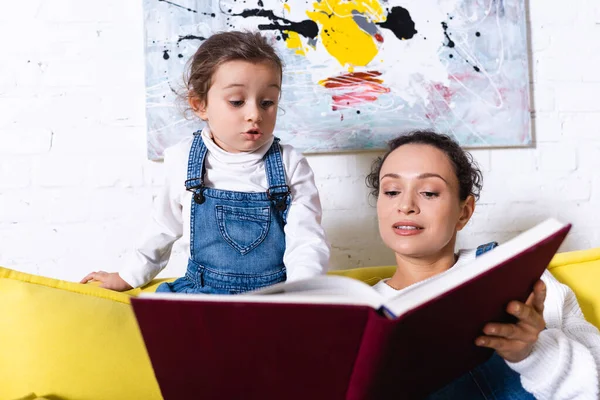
[427,353,535,399]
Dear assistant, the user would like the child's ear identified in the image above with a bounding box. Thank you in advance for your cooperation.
[456,195,475,231]
[188,95,208,120]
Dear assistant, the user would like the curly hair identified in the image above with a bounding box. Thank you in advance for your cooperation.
[365,131,483,201]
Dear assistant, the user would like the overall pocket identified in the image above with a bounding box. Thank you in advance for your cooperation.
[215,205,271,255]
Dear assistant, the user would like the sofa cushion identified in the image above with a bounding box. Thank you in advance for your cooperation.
[1,247,598,399]
[547,247,600,328]
[0,267,163,400]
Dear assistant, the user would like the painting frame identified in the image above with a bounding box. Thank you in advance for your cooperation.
[143,0,532,160]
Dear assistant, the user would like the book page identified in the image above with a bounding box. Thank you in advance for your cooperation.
[384,218,568,317]
[249,274,386,308]
[139,274,387,309]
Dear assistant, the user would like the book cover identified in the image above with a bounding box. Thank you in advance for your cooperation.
[132,218,570,399]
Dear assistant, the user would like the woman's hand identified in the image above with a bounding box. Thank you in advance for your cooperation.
[80,271,133,292]
[475,279,547,363]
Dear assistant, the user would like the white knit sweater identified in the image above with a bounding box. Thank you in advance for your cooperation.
[373,249,600,399]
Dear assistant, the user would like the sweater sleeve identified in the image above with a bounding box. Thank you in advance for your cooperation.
[506,271,600,399]
[281,146,330,281]
[118,146,185,288]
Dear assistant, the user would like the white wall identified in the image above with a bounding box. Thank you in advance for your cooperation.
[1,0,599,281]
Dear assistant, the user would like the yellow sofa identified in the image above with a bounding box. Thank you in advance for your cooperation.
[1,248,599,400]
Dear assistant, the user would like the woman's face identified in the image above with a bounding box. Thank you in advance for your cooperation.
[376,144,474,260]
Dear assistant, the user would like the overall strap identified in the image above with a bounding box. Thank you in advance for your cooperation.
[476,241,499,257]
[264,137,291,223]
[185,131,208,204]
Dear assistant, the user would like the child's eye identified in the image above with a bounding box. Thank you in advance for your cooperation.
[261,100,275,109]
[383,190,400,197]
[229,100,244,107]
[421,191,439,198]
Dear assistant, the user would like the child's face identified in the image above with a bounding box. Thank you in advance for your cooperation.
[191,60,281,153]
[376,144,474,260]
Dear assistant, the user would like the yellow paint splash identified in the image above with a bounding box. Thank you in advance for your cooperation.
[285,31,307,56]
[283,3,291,13]
[306,0,385,69]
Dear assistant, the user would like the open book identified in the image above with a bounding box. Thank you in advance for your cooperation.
[132,218,571,400]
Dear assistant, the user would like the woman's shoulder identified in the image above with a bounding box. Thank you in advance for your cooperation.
[454,242,498,266]
[455,248,478,266]
[372,279,399,298]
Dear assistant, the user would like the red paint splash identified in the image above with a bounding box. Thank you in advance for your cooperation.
[432,83,453,103]
[374,33,384,43]
[319,71,390,111]
[424,83,455,121]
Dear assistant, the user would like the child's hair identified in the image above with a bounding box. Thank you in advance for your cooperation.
[183,31,283,107]
[366,131,483,201]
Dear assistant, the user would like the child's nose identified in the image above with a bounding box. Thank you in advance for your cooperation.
[246,104,262,123]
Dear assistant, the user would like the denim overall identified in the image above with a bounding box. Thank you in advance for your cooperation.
[426,242,536,400]
[156,133,289,294]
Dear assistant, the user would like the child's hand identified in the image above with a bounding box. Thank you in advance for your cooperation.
[80,271,133,291]
[475,279,546,363]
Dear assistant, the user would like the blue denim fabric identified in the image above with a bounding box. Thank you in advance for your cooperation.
[427,242,534,399]
[156,133,289,294]
[476,242,499,257]
[427,354,535,400]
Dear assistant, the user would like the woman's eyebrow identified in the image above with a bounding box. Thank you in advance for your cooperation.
[380,172,448,184]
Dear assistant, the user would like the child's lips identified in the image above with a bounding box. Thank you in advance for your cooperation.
[242,130,263,140]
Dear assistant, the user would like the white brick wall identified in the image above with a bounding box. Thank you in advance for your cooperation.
[1,0,599,281]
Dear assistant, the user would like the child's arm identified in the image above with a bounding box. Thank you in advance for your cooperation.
[118,146,185,289]
[81,145,185,290]
[477,271,600,399]
[281,147,330,281]
[80,271,132,291]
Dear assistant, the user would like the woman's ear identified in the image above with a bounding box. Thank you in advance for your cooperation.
[456,195,475,231]
[188,95,207,120]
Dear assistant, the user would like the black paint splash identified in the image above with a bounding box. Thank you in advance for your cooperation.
[158,0,197,13]
[377,6,417,40]
[441,22,455,48]
[442,20,481,73]
[233,9,318,39]
[163,50,170,60]
[177,35,207,44]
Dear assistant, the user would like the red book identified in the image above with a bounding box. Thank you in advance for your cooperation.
[131,218,571,400]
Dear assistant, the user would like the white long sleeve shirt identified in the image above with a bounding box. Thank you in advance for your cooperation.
[373,249,600,399]
[120,129,330,288]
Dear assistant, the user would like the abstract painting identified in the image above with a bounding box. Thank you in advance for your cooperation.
[143,0,532,160]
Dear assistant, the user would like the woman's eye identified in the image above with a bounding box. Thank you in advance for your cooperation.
[422,191,439,198]
[229,100,244,107]
[261,100,275,108]
[383,191,400,197]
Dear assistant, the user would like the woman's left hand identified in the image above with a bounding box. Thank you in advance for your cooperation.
[475,279,547,363]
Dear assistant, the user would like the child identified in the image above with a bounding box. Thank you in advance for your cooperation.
[366,131,600,399]
[81,31,329,294]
